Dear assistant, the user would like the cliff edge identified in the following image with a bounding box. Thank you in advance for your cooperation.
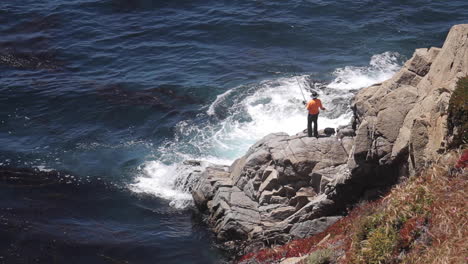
[190,24,468,257]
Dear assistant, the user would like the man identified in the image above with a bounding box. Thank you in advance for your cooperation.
[303,91,326,138]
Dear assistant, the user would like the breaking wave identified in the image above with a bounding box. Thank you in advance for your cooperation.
[129,52,403,208]
[327,52,402,90]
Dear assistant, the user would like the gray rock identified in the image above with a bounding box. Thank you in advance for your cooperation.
[289,187,316,210]
[337,127,355,139]
[259,204,285,213]
[192,166,230,211]
[259,190,273,205]
[245,149,271,167]
[182,160,202,166]
[406,48,439,77]
[267,206,296,221]
[230,190,258,210]
[259,169,279,193]
[270,196,288,205]
[243,179,257,201]
[290,216,342,239]
[375,85,417,143]
[230,157,246,184]
[191,24,468,256]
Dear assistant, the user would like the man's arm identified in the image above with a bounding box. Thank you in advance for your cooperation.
[320,100,326,110]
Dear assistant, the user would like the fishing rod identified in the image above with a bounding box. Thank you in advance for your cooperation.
[294,75,307,102]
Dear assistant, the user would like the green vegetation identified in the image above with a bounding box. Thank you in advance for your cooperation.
[347,151,467,264]
[447,76,468,147]
[359,226,398,264]
[240,152,467,264]
[239,80,467,264]
[349,175,434,264]
[306,248,334,264]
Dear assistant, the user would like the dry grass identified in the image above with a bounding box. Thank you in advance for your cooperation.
[305,248,334,264]
[447,76,468,147]
[346,150,467,264]
[400,152,467,264]
[238,77,467,264]
[238,149,467,264]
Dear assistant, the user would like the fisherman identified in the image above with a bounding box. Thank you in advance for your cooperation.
[303,91,326,138]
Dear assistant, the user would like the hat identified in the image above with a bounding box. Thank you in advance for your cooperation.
[311,91,318,98]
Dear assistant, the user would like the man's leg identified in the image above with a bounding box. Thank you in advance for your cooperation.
[312,114,318,138]
[307,114,313,137]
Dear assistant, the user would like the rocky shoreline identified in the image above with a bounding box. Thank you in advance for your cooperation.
[189,24,468,259]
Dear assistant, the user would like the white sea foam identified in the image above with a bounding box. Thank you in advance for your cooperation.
[35,165,54,172]
[129,161,194,209]
[207,88,234,116]
[129,52,402,208]
[327,52,401,90]
[129,156,232,208]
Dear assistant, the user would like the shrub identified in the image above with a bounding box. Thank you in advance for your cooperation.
[239,151,466,264]
[359,225,398,264]
[351,213,399,264]
[447,76,468,147]
[306,248,334,264]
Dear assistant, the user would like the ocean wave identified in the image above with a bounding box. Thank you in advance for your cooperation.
[327,51,402,90]
[129,51,403,208]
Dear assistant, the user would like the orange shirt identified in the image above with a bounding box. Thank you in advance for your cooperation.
[306,99,323,115]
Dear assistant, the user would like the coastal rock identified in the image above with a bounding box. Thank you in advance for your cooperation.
[336,126,355,139]
[191,24,468,256]
[192,165,230,211]
[192,132,351,250]
[289,216,342,239]
[353,24,468,172]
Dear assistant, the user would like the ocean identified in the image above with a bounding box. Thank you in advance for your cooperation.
[1,0,467,263]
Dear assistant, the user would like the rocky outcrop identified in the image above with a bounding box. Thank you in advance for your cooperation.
[353,24,468,172]
[191,24,468,256]
[192,132,354,252]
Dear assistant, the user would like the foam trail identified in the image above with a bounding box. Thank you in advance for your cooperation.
[129,52,403,208]
[207,89,233,116]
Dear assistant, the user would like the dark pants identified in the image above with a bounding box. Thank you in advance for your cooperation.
[307,114,319,137]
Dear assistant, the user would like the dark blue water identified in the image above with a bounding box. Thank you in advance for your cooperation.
[1,0,467,263]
